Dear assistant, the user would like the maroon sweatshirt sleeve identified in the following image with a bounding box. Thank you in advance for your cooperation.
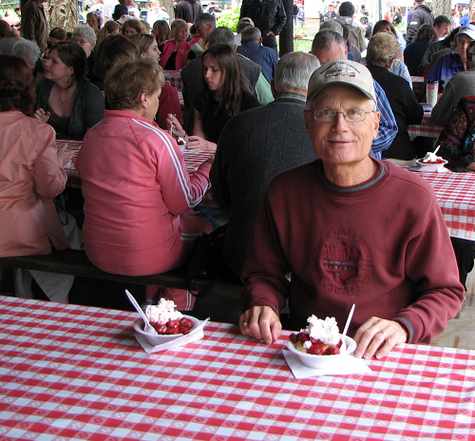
[393,198,465,343]
[242,192,290,314]
[156,83,183,130]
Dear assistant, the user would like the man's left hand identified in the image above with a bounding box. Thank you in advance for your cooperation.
[353,317,408,360]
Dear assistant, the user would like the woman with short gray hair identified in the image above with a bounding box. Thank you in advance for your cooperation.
[366,32,423,160]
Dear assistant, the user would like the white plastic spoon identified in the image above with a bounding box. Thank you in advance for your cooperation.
[125,289,157,335]
[341,303,355,350]
[433,145,441,155]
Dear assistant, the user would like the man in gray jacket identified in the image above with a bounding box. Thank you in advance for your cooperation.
[210,52,320,276]
[406,0,434,44]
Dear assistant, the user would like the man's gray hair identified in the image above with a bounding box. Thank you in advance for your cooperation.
[241,26,261,43]
[0,37,41,68]
[207,26,236,49]
[274,52,320,94]
[311,30,345,54]
[72,24,97,47]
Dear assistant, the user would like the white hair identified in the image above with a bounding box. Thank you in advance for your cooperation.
[274,52,321,93]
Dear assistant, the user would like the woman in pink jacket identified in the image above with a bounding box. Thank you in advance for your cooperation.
[159,19,191,70]
[78,59,212,310]
[0,55,67,257]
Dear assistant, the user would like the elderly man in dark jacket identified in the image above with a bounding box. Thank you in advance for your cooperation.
[239,0,287,49]
[210,52,320,276]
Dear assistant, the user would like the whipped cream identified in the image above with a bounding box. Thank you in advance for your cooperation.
[304,315,340,345]
[145,298,183,325]
[422,151,442,163]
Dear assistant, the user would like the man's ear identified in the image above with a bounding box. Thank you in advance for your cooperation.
[372,111,381,137]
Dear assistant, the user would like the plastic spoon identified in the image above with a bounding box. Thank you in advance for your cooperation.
[433,145,441,155]
[341,304,355,352]
[125,289,157,335]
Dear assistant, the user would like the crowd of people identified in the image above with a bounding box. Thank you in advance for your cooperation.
[0,0,472,359]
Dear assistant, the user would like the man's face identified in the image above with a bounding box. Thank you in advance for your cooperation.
[434,23,450,39]
[304,85,380,166]
[198,22,213,39]
[313,41,347,65]
[73,36,93,57]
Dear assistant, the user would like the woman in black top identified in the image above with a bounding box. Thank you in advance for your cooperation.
[169,44,260,151]
[35,42,104,140]
[185,44,260,149]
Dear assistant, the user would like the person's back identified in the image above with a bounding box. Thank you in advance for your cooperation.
[369,65,422,159]
[336,1,366,52]
[210,52,319,275]
[404,40,431,75]
[175,0,202,24]
[406,0,433,44]
[237,27,278,82]
[239,0,287,49]
[0,112,66,256]
[431,70,475,126]
[79,111,210,275]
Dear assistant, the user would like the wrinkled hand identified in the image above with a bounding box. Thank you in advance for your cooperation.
[354,317,408,360]
[34,108,50,123]
[266,31,276,37]
[239,306,282,345]
[187,136,216,153]
[166,113,186,138]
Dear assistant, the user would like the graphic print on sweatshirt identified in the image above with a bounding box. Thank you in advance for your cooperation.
[316,230,372,295]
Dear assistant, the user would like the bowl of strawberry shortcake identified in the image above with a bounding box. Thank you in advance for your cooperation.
[287,315,357,369]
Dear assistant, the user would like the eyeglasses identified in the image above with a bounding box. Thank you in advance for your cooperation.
[313,108,376,123]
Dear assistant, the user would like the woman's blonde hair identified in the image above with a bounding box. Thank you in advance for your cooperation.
[105,58,164,110]
[170,19,188,40]
[367,32,400,69]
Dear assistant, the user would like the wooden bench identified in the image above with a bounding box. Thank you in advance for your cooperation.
[0,249,211,291]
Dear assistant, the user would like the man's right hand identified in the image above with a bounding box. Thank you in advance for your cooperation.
[239,306,282,344]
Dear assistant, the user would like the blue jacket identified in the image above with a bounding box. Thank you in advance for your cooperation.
[237,41,278,83]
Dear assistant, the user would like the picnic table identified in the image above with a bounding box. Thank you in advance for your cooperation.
[57,139,214,178]
[418,170,475,241]
[408,107,443,141]
[0,296,474,440]
[388,160,475,242]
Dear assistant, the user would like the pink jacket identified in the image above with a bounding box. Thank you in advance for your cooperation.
[0,111,67,256]
[77,110,211,276]
[159,40,191,70]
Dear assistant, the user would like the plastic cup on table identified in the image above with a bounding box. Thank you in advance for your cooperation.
[426,81,438,108]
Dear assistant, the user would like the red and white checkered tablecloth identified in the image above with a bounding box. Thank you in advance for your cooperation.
[408,113,443,140]
[56,140,213,176]
[1,296,474,441]
[418,171,475,241]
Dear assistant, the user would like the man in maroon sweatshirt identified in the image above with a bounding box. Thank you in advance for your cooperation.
[240,60,464,360]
